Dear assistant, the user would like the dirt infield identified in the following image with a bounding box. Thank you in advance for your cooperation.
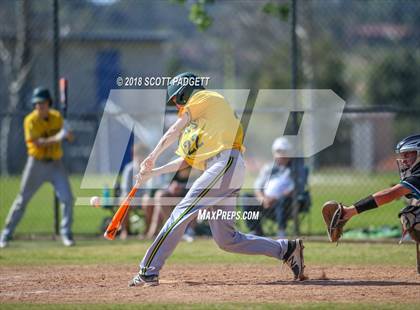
[1,264,419,304]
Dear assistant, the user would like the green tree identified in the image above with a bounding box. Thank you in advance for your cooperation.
[171,0,215,31]
[173,0,289,31]
[367,51,420,107]
[0,0,32,174]
[311,37,348,99]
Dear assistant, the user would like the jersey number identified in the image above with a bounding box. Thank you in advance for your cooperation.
[183,133,204,156]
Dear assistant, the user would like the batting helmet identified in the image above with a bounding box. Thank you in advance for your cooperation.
[395,134,420,179]
[31,87,52,106]
[166,72,205,106]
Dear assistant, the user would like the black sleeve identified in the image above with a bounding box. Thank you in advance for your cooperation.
[401,174,420,199]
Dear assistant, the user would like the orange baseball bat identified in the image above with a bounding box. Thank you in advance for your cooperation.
[104,182,139,240]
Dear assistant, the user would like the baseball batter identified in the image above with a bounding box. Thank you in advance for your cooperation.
[0,87,74,248]
[323,134,420,244]
[129,72,305,287]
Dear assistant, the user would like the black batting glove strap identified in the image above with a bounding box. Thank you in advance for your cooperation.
[354,195,378,214]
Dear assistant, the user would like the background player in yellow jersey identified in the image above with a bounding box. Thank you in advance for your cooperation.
[129,72,305,287]
[0,87,75,248]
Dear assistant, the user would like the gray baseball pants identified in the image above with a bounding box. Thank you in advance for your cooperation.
[140,149,289,276]
[1,156,73,239]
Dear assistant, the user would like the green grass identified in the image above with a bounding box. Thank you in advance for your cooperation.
[0,175,106,235]
[0,303,419,310]
[303,170,404,234]
[0,170,406,236]
[0,239,416,267]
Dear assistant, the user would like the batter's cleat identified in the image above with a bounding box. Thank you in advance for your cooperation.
[129,273,159,287]
[182,233,194,243]
[0,234,9,248]
[61,235,75,247]
[283,239,305,281]
[0,239,8,249]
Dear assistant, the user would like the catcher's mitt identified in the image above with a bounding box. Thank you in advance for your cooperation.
[322,201,349,243]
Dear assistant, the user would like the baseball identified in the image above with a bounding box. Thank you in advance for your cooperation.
[90,196,100,208]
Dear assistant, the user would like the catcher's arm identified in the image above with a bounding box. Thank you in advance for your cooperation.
[372,184,411,206]
[323,184,412,243]
[345,184,411,220]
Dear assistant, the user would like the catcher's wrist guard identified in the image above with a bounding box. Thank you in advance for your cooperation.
[354,195,378,214]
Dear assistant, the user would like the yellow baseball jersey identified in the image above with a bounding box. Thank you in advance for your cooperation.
[24,109,63,160]
[176,90,244,170]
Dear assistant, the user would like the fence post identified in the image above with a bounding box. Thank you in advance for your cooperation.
[52,0,60,238]
[290,0,301,236]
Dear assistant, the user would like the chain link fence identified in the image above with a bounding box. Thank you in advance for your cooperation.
[1,0,420,238]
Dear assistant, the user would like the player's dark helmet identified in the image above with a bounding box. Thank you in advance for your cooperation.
[167,72,205,106]
[395,134,420,179]
[31,87,52,106]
